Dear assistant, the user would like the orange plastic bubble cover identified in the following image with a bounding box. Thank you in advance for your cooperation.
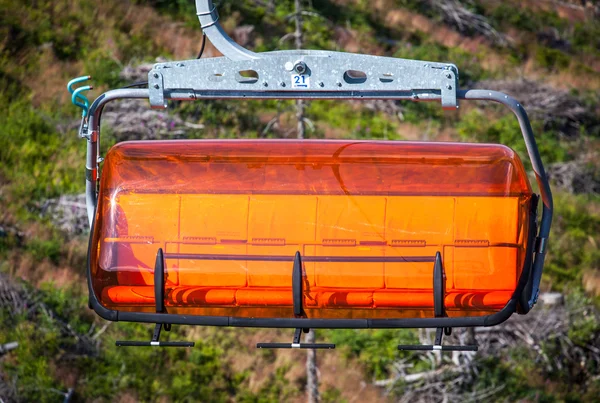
[90,140,534,319]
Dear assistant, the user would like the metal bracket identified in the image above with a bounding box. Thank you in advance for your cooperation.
[148,71,167,110]
[148,51,459,110]
[535,236,548,254]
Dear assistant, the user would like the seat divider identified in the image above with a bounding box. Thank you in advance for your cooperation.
[115,248,194,348]
[154,248,166,314]
[398,252,478,352]
[292,251,304,318]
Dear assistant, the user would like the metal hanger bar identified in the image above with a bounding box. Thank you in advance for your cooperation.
[148,51,458,110]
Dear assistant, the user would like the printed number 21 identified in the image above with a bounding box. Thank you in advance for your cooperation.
[295,76,306,84]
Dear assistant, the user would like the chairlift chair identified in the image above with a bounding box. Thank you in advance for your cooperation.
[69,0,553,351]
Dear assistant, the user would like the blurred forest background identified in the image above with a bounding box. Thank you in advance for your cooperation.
[1,0,600,401]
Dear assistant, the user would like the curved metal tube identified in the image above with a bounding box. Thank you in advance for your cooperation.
[195,0,260,61]
[458,89,553,309]
[72,86,92,117]
[85,89,150,223]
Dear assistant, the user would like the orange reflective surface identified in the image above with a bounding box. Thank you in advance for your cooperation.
[90,140,534,319]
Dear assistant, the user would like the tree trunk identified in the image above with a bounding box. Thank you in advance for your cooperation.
[294,0,306,139]
[306,329,320,403]
[296,99,306,139]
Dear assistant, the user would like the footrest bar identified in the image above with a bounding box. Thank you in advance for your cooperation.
[116,323,194,347]
[257,343,335,349]
[398,344,478,352]
[116,341,195,347]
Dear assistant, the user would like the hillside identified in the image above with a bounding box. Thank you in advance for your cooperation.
[1,0,599,401]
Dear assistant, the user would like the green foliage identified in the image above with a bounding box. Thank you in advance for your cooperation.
[237,365,299,403]
[535,47,571,71]
[82,336,235,402]
[466,353,554,402]
[324,329,418,379]
[395,42,495,86]
[0,98,83,206]
[456,109,568,167]
[565,290,600,347]
[321,386,347,403]
[178,100,263,138]
[545,194,600,289]
[0,320,65,402]
[0,0,96,61]
[82,49,123,88]
[26,238,62,264]
[308,101,405,140]
[573,21,600,57]
[487,3,566,35]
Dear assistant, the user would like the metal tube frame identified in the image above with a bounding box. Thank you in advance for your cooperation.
[85,85,552,320]
[81,0,552,327]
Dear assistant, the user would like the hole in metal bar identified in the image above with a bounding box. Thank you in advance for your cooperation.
[209,73,224,82]
[379,73,394,83]
[343,70,367,84]
[236,70,259,84]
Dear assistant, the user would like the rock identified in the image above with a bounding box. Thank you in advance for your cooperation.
[538,292,565,306]
[40,194,88,235]
[101,99,204,142]
[547,157,600,195]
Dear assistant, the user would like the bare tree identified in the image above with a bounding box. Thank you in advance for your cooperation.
[375,294,600,401]
[294,0,307,140]
[476,78,598,138]
[289,0,318,399]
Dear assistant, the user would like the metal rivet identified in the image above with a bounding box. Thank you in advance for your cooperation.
[446,73,452,79]
[176,63,184,67]
[154,84,160,89]
[446,84,452,90]
[318,81,324,87]
[263,81,269,87]
[153,73,159,78]
[294,61,308,75]
[336,81,342,87]
[280,81,286,87]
